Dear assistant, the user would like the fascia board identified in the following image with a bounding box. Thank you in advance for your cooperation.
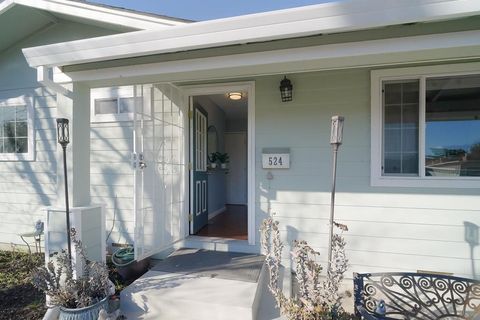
[60,30,480,83]
[0,0,15,15]
[13,0,186,30]
[22,0,480,68]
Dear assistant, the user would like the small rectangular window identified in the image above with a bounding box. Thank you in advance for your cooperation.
[95,98,118,115]
[0,105,30,154]
[91,86,140,123]
[0,97,34,161]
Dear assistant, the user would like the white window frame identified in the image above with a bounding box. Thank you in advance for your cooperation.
[90,86,137,123]
[371,62,480,188]
[0,97,35,161]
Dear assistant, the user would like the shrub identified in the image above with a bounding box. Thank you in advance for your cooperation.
[260,217,353,320]
[31,229,110,309]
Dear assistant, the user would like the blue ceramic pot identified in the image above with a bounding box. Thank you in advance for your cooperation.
[59,296,109,320]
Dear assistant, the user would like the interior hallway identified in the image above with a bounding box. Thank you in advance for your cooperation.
[196,204,247,240]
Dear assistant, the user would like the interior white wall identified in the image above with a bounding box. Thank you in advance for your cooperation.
[225,132,247,205]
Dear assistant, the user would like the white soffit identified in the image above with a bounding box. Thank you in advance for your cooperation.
[60,30,480,84]
[0,0,187,31]
[22,0,480,68]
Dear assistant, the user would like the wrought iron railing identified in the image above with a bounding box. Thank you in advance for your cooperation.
[353,272,480,319]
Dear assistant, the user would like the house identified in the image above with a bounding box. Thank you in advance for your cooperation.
[3,0,480,293]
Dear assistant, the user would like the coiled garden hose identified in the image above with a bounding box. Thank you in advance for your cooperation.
[112,247,135,267]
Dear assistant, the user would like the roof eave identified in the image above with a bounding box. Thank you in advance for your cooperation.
[22,0,480,68]
[3,0,188,32]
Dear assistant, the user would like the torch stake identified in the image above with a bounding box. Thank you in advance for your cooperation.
[57,118,72,261]
[327,144,339,272]
[62,144,72,260]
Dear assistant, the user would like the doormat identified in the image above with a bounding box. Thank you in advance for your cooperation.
[151,248,265,283]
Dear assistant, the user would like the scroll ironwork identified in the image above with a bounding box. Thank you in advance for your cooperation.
[353,272,480,319]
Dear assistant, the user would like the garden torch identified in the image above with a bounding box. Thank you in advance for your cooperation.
[56,118,72,260]
[328,115,344,272]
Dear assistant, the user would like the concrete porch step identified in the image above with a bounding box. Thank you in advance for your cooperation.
[120,248,270,320]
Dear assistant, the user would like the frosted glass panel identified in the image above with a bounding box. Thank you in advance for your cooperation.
[95,98,118,114]
[119,97,141,114]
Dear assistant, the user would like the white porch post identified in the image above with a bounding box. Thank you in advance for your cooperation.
[45,82,105,270]
[55,82,90,207]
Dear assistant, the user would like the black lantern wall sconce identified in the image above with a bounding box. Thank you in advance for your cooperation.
[279,76,293,102]
[56,118,72,260]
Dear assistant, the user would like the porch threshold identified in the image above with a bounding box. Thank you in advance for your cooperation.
[177,236,259,254]
[120,248,274,320]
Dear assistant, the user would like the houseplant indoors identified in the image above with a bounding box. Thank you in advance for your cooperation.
[208,152,218,169]
[215,152,229,169]
[32,228,113,320]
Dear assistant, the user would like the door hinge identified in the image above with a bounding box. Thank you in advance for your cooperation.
[131,152,138,169]
[189,213,193,222]
[188,162,192,170]
[188,110,193,119]
[131,152,146,170]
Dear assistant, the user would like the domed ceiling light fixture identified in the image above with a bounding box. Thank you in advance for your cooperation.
[228,92,242,100]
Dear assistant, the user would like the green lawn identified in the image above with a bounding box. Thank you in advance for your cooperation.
[0,250,46,320]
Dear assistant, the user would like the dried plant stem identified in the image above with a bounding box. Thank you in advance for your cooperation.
[260,217,351,320]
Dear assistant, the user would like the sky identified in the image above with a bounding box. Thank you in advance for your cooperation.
[92,0,335,21]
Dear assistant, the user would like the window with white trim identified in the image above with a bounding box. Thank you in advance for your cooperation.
[0,97,35,161]
[371,64,480,188]
[90,86,141,122]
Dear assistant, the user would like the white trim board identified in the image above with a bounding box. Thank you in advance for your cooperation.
[1,0,187,31]
[22,0,480,68]
[50,30,480,84]
[183,82,256,246]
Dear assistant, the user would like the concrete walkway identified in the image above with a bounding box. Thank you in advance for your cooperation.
[120,248,282,320]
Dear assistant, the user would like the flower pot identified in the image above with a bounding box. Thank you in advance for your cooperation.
[59,296,109,320]
[210,163,217,169]
[220,163,228,169]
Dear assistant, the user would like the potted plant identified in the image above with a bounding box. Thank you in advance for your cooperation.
[215,152,229,169]
[208,152,218,169]
[32,229,113,320]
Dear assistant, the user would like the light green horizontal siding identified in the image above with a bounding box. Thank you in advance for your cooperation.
[254,68,480,279]
[0,19,121,247]
[90,122,135,246]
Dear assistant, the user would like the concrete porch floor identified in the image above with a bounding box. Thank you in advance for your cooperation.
[120,248,283,320]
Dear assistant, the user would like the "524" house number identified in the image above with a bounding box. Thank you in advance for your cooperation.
[262,153,290,169]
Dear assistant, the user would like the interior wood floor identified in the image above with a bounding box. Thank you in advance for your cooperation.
[196,204,248,240]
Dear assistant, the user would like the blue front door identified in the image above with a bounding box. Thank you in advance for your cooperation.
[191,105,208,234]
